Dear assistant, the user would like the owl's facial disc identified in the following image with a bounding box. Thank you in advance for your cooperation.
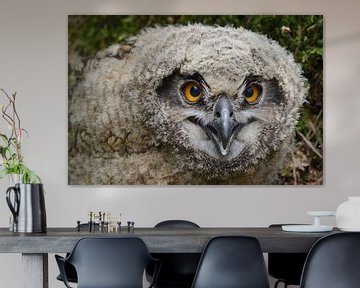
[200,96,241,156]
[157,71,276,160]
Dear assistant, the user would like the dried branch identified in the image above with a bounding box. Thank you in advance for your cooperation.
[297,131,323,159]
[1,89,14,127]
[291,150,297,185]
[0,88,40,183]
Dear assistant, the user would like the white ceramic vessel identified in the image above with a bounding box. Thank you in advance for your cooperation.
[282,211,335,233]
[336,197,360,231]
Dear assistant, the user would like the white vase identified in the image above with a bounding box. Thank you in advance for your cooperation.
[336,197,360,231]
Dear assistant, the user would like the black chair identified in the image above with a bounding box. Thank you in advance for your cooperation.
[147,220,201,288]
[191,236,270,288]
[268,224,308,288]
[56,223,99,284]
[300,232,360,288]
[55,237,160,288]
[56,262,77,284]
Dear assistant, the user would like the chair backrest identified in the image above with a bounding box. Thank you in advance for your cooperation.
[155,220,200,228]
[300,232,360,288]
[66,237,154,288]
[191,236,270,288]
[268,224,308,285]
[150,220,201,287]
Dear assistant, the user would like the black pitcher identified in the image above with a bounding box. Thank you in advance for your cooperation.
[6,183,47,233]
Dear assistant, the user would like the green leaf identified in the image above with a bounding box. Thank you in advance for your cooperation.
[0,168,9,179]
[308,47,323,56]
[0,146,8,157]
[17,164,41,184]
[0,133,8,141]
[21,128,29,137]
[28,171,41,184]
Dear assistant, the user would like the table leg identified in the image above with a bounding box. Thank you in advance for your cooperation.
[22,253,48,288]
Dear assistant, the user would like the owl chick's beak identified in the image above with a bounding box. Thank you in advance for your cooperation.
[205,96,240,156]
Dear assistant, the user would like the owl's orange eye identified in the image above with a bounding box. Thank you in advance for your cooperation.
[243,83,262,104]
[181,81,204,104]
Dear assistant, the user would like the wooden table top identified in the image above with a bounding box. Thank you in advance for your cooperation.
[0,227,340,253]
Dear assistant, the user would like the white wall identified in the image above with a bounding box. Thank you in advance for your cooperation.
[0,0,360,287]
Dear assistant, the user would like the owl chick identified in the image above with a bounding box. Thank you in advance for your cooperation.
[68,24,307,185]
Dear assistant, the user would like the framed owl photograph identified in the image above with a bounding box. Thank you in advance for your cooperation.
[68,15,323,185]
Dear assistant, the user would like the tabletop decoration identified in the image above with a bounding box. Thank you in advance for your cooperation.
[0,88,40,183]
[336,197,360,231]
[0,88,46,233]
[282,211,335,233]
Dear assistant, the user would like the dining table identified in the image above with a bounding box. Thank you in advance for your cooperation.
[0,226,340,288]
